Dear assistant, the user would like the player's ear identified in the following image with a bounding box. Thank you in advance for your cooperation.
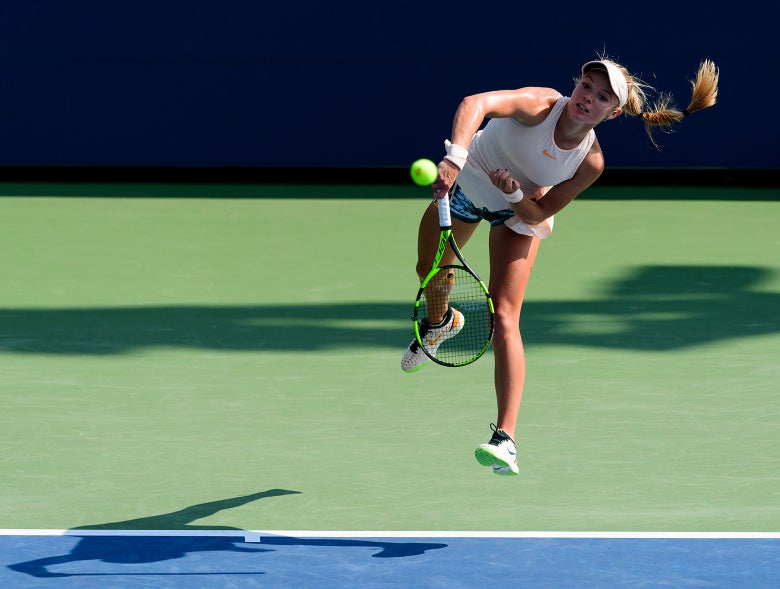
[606,107,623,121]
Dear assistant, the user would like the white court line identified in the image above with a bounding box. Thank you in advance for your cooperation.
[1,529,779,541]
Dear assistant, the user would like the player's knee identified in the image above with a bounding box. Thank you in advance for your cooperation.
[415,259,430,280]
[492,308,522,344]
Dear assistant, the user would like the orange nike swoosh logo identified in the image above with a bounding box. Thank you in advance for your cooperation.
[542,149,557,160]
[427,313,460,346]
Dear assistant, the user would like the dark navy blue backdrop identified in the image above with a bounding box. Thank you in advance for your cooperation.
[0,1,775,169]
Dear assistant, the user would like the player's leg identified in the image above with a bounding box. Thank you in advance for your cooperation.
[402,199,479,373]
[489,225,539,436]
[474,224,539,473]
[415,200,479,322]
[415,198,479,271]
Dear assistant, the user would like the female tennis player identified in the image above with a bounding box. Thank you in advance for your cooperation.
[401,55,719,476]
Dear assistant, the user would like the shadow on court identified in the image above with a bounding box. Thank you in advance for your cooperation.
[7,490,447,578]
[0,265,777,355]
[525,264,780,349]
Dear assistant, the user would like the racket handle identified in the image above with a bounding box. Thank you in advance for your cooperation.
[438,193,452,229]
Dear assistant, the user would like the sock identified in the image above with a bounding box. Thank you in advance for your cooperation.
[423,307,453,329]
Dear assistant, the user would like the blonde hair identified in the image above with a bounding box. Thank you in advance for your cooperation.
[600,57,719,148]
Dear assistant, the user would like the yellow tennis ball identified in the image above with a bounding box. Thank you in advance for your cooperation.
[410,158,438,186]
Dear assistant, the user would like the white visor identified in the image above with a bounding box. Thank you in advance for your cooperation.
[582,60,628,107]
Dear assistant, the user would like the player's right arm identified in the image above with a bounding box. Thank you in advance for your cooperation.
[433,87,561,196]
[452,86,561,142]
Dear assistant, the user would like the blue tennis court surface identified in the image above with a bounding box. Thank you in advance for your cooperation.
[3,530,779,588]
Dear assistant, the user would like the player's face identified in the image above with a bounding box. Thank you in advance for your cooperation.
[569,70,620,123]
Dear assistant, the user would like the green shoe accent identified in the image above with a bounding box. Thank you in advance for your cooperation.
[474,446,512,468]
[402,358,430,373]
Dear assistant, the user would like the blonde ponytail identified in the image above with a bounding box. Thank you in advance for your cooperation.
[632,59,719,147]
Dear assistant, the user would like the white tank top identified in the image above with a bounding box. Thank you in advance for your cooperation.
[455,95,594,238]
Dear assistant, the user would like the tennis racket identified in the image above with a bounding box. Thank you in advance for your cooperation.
[412,192,494,367]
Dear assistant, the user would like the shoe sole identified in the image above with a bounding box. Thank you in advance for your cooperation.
[491,465,519,476]
[474,446,519,475]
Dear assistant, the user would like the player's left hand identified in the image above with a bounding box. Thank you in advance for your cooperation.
[489,169,520,194]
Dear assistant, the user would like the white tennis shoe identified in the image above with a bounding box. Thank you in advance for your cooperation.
[475,424,519,476]
[401,308,464,373]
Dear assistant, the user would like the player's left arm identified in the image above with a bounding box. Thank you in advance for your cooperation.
[490,140,605,224]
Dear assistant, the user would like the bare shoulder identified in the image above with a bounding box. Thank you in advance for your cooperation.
[475,86,561,121]
[510,87,563,125]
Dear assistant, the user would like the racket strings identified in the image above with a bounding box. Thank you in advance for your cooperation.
[417,266,493,366]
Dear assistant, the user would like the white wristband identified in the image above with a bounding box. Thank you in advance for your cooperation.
[443,139,468,170]
[503,189,524,203]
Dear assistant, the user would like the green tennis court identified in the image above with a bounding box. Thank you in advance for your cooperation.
[0,183,778,536]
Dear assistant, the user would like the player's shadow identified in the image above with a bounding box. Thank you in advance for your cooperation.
[523,265,779,350]
[0,265,776,354]
[7,490,447,578]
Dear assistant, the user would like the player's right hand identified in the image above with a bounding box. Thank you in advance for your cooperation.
[432,159,459,199]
